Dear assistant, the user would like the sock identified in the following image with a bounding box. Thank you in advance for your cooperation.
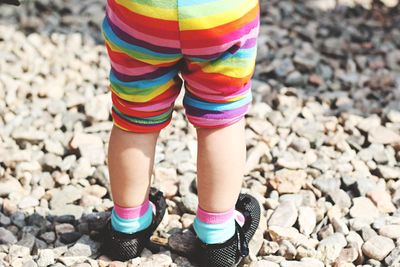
[193,206,246,244]
[111,199,156,234]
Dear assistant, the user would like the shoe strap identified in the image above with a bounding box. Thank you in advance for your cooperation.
[235,221,249,257]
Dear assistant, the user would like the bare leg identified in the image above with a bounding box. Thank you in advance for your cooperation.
[196,118,246,213]
[107,125,159,207]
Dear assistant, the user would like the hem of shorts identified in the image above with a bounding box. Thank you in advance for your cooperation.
[113,118,171,133]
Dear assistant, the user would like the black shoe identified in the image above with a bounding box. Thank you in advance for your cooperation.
[194,193,261,267]
[100,187,167,261]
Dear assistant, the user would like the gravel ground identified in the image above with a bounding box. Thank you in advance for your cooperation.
[1,0,400,266]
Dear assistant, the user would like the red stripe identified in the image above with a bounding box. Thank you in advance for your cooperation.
[108,0,179,40]
[179,5,259,47]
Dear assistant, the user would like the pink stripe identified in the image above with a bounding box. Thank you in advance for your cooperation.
[114,199,150,219]
[107,5,180,49]
[187,114,246,127]
[182,27,259,56]
[111,60,158,76]
[196,206,234,224]
[184,81,251,101]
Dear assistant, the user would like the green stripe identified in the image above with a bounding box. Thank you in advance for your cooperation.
[113,106,173,125]
[111,82,167,96]
[128,0,177,9]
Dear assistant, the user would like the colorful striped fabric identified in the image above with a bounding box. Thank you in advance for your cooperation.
[102,0,260,132]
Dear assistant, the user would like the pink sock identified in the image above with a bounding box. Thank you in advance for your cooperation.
[196,206,245,226]
[111,199,156,234]
[113,199,155,219]
[194,206,246,244]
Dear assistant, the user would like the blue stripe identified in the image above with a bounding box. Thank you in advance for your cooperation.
[193,217,236,244]
[111,207,153,234]
[110,68,179,88]
[183,90,252,111]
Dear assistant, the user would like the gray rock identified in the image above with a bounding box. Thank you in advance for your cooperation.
[278,240,297,259]
[0,227,17,245]
[11,211,26,228]
[64,243,91,257]
[349,197,379,220]
[275,58,295,77]
[71,157,95,180]
[0,212,11,226]
[313,176,340,194]
[361,226,377,241]
[168,230,196,255]
[173,256,195,267]
[298,206,316,236]
[270,169,307,194]
[180,193,198,214]
[9,244,30,259]
[285,71,305,86]
[356,177,376,196]
[18,196,39,209]
[37,249,55,267]
[22,259,38,267]
[50,185,83,209]
[362,236,395,261]
[369,126,400,144]
[377,165,400,179]
[317,233,347,264]
[51,204,84,220]
[378,225,400,239]
[385,246,400,266]
[0,177,23,197]
[293,51,320,70]
[58,256,87,266]
[328,189,352,209]
[268,201,298,228]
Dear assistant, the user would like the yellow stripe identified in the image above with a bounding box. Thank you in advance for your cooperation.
[110,79,174,102]
[179,1,257,30]
[202,58,256,78]
[115,0,177,21]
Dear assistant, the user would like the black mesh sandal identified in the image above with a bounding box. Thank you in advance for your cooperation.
[194,193,261,267]
[100,187,167,261]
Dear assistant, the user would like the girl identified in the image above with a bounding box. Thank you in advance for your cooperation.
[101,0,261,266]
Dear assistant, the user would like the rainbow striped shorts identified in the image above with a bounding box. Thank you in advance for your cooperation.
[102,0,260,132]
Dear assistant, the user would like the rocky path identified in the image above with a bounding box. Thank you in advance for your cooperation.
[1,0,400,266]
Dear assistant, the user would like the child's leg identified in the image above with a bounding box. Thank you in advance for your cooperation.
[178,0,260,245]
[108,126,159,208]
[107,126,160,234]
[196,118,246,213]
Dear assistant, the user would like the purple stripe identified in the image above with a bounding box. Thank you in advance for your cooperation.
[241,37,258,49]
[184,104,250,120]
[111,66,173,82]
[106,14,181,55]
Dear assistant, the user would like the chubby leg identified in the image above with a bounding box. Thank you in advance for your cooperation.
[196,118,246,213]
[108,125,159,208]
